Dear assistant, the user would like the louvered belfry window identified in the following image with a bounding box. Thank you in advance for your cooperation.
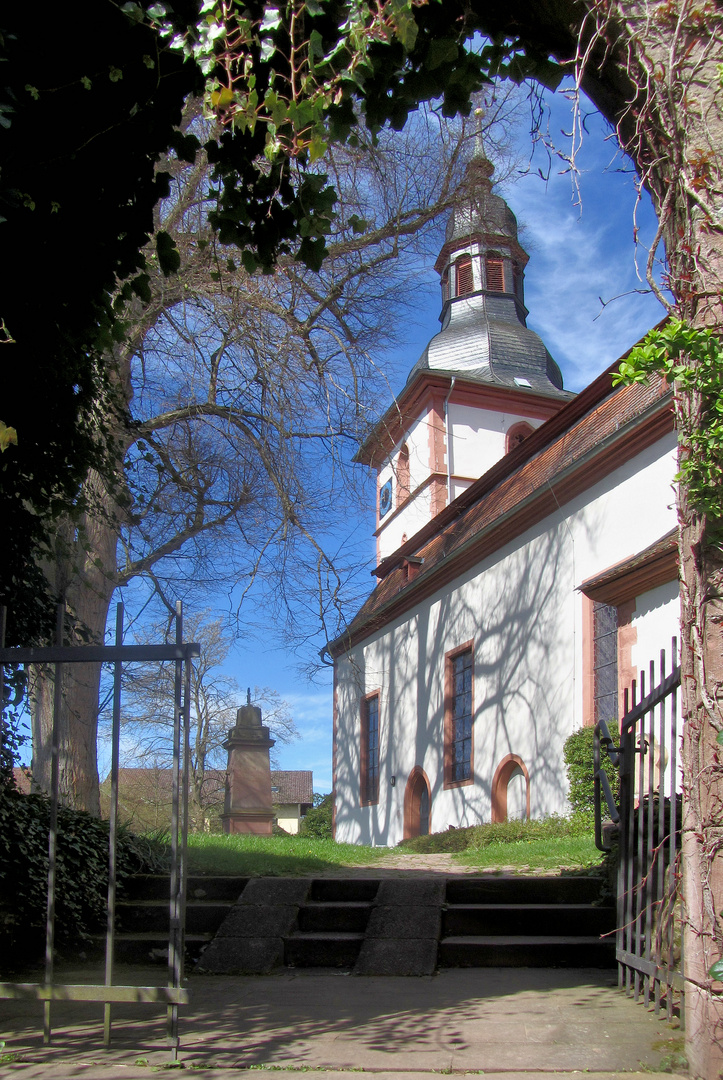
[455,255,473,296]
[485,257,505,291]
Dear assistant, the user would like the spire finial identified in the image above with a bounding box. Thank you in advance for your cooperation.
[247,686,251,705]
[468,106,494,185]
[474,106,485,158]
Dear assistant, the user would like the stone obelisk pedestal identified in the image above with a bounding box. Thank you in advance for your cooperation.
[221,698,276,835]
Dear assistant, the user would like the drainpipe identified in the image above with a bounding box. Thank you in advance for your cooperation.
[444,377,456,505]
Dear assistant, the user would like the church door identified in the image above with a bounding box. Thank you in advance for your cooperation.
[404,767,431,838]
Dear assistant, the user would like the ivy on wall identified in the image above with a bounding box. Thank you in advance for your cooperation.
[614,319,723,524]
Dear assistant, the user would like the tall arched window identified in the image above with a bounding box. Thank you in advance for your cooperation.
[397,443,410,503]
[455,255,473,296]
[485,255,505,292]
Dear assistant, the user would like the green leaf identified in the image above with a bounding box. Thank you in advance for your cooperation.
[25,85,40,100]
[130,274,151,303]
[169,129,200,164]
[717,731,723,746]
[155,231,181,277]
[121,2,144,21]
[108,66,123,83]
[426,39,458,70]
[309,29,324,63]
[241,249,257,274]
[308,135,327,162]
[709,959,723,981]
[260,7,281,31]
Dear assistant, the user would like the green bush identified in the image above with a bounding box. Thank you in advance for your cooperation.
[563,724,620,817]
[298,794,332,839]
[397,813,593,853]
[0,780,166,963]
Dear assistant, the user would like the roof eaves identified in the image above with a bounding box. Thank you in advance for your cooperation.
[329,384,673,657]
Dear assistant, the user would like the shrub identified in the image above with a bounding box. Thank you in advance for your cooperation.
[0,779,167,963]
[298,794,332,839]
[562,724,620,818]
[397,813,593,853]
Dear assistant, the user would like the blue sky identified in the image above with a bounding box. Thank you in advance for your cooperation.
[234,88,668,795]
[29,86,666,797]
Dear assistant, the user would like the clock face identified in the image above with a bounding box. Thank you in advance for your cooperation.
[379,480,392,518]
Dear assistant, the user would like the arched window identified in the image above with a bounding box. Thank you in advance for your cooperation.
[485,255,505,291]
[491,755,530,823]
[506,421,534,453]
[397,443,410,503]
[455,255,473,296]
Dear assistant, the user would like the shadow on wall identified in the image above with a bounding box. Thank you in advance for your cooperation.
[334,518,587,845]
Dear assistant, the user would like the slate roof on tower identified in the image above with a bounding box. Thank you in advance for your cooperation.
[408,145,571,398]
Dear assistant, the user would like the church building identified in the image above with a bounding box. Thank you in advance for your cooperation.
[328,149,680,847]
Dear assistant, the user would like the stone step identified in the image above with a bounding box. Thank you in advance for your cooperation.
[117,900,233,935]
[446,875,605,906]
[285,931,366,968]
[309,879,380,902]
[442,902,614,938]
[95,931,213,965]
[438,934,616,968]
[121,874,249,903]
[297,901,374,934]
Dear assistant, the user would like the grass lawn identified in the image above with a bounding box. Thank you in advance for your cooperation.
[182,819,605,876]
[452,834,604,871]
[185,833,389,876]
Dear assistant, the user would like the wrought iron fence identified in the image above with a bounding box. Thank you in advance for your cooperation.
[594,639,683,1021]
[0,601,199,1059]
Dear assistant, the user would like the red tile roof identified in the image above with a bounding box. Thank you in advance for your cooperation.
[271,770,314,804]
[98,767,312,806]
[12,767,31,794]
[581,528,678,605]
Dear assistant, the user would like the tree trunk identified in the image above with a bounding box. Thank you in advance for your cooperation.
[30,472,121,815]
[571,5,723,1074]
[679,509,723,1076]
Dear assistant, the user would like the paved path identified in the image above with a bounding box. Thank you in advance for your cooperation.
[320,852,580,876]
[1,965,685,1078]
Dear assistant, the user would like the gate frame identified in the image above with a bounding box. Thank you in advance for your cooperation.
[0,601,200,1058]
[594,638,684,1022]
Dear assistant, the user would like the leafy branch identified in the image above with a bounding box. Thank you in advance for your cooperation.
[614,319,723,522]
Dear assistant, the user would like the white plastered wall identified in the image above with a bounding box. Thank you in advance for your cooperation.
[274,805,302,834]
[630,579,683,794]
[334,432,680,847]
[377,410,433,560]
[448,403,543,483]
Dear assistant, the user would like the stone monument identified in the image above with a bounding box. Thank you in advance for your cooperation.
[221,690,275,835]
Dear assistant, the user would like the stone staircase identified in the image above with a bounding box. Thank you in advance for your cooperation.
[105,874,248,964]
[285,879,378,968]
[107,873,615,973]
[438,875,615,968]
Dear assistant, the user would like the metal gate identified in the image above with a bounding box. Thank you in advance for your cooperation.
[0,601,199,1058]
[594,639,684,1020]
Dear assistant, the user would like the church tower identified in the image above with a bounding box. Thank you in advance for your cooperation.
[357,143,574,565]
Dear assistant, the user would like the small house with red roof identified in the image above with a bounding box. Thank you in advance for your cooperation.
[328,149,679,846]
